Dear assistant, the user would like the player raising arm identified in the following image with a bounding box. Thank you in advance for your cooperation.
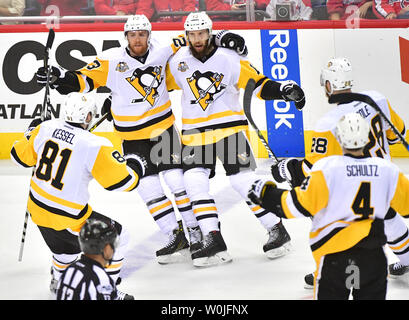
[11,93,146,298]
[34,15,249,264]
[166,11,305,267]
[271,57,409,286]
[249,113,409,299]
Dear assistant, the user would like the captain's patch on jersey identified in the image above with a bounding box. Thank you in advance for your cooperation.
[187,71,226,111]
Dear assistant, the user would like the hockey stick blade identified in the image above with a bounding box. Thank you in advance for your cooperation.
[329,92,409,152]
[243,79,279,163]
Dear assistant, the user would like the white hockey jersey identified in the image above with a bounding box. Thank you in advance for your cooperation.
[166,46,271,146]
[305,90,406,172]
[75,36,186,141]
[280,154,409,265]
[11,120,139,231]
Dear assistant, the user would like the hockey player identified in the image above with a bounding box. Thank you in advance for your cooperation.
[34,15,248,264]
[56,218,134,300]
[166,11,306,267]
[271,57,409,287]
[11,92,145,297]
[248,112,409,299]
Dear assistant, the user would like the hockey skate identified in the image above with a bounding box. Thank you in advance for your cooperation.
[187,225,203,253]
[156,221,190,264]
[191,230,232,267]
[304,273,314,289]
[263,220,292,259]
[116,290,135,300]
[49,268,59,294]
[389,262,409,284]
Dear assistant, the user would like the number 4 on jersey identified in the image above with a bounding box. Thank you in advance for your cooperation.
[351,182,374,219]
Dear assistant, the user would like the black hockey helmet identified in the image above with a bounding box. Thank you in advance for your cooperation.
[78,219,119,255]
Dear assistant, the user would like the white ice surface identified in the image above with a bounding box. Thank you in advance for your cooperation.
[0,158,408,300]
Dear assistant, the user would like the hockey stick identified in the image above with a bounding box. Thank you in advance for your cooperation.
[18,28,56,262]
[18,111,107,262]
[243,79,280,164]
[88,113,109,133]
[329,92,409,152]
[41,28,55,121]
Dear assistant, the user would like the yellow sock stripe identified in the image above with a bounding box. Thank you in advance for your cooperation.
[149,200,173,214]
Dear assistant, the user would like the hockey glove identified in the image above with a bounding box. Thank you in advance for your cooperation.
[101,95,113,122]
[248,179,276,205]
[280,80,305,110]
[36,66,62,89]
[214,30,248,56]
[24,118,43,140]
[124,153,148,178]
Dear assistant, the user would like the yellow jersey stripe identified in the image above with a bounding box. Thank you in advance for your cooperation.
[182,109,245,125]
[181,125,248,146]
[112,100,171,122]
[30,179,83,210]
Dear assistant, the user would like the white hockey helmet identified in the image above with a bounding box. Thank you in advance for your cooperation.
[335,112,370,150]
[184,11,213,35]
[62,92,97,128]
[124,15,152,42]
[320,57,353,95]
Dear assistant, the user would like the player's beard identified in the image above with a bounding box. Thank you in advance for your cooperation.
[189,40,213,60]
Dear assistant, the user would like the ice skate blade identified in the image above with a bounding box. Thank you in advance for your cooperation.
[265,242,292,259]
[157,248,191,265]
[192,251,232,267]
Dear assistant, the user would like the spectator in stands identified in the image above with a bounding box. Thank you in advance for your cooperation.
[0,0,25,24]
[373,0,409,19]
[37,0,89,16]
[205,0,269,20]
[326,0,373,19]
[264,0,313,20]
[94,0,140,15]
[136,0,197,22]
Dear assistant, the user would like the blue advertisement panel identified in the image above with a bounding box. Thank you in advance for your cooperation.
[260,29,305,157]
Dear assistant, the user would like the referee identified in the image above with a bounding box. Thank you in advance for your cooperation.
[56,219,134,300]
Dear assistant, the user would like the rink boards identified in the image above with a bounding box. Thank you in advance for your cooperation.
[0,22,408,159]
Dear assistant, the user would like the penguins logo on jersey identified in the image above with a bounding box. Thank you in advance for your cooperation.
[187,71,226,111]
[126,66,163,106]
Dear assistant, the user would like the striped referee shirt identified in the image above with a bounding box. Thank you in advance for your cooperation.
[56,255,117,300]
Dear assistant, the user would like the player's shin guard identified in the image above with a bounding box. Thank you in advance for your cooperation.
[385,211,409,266]
[184,168,219,235]
[161,168,199,229]
[51,253,78,293]
[105,227,129,283]
[137,175,179,234]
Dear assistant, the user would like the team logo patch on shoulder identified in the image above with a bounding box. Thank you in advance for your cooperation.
[116,62,129,73]
[178,61,189,72]
[187,70,226,111]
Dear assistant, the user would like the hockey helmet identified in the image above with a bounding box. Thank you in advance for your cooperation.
[124,14,151,40]
[184,11,212,35]
[78,219,120,255]
[62,92,97,129]
[335,112,370,149]
[320,57,353,95]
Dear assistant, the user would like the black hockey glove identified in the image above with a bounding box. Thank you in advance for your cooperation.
[280,81,305,110]
[124,153,148,178]
[101,95,113,122]
[36,66,62,89]
[248,179,277,205]
[24,118,43,140]
[214,30,248,56]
